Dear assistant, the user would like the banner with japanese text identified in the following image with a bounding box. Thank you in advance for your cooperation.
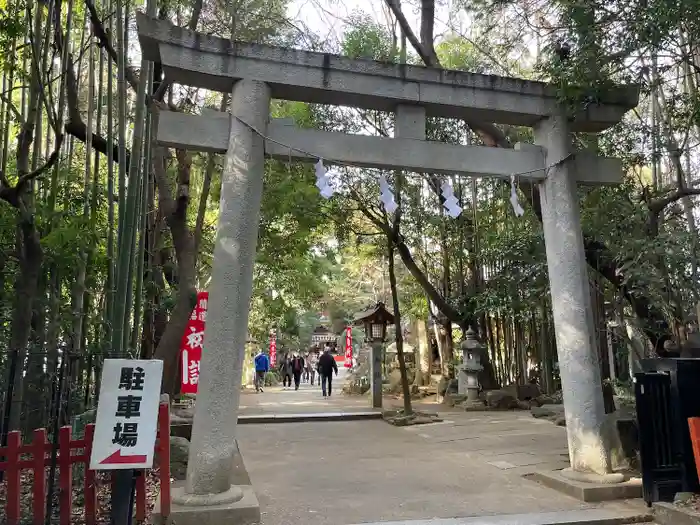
[344,326,353,368]
[269,330,277,367]
[180,291,208,394]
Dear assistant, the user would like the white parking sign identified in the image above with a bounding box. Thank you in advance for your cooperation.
[90,359,163,470]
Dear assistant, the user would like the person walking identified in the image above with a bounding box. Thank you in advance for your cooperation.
[254,349,270,393]
[318,347,338,397]
[279,353,293,389]
[302,352,310,384]
[307,350,319,386]
[291,353,305,390]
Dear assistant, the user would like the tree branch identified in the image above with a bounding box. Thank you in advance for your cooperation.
[64,120,130,166]
[384,0,438,67]
[392,231,463,324]
[649,187,700,216]
[188,0,203,30]
[152,146,176,217]
[0,94,24,124]
[355,195,465,327]
[85,0,139,91]
[419,0,440,66]
[58,16,131,165]
[16,137,64,190]
[174,149,191,219]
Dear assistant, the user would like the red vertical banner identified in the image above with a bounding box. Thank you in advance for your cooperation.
[344,326,353,368]
[269,331,277,367]
[180,291,208,394]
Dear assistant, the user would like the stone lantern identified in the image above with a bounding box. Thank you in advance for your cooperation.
[353,303,395,409]
[354,302,394,344]
[459,327,484,405]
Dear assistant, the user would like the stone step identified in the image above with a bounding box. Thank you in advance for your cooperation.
[346,508,653,525]
[653,501,700,525]
[238,411,383,424]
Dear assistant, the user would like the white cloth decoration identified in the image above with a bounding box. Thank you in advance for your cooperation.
[510,174,524,217]
[315,159,335,199]
[444,203,462,219]
[383,198,399,214]
[379,175,398,214]
[440,180,462,218]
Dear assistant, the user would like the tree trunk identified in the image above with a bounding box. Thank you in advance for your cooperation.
[441,317,454,378]
[388,239,412,415]
[430,309,445,377]
[413,319,431,386]
[152,145,197,396]
[24,275,47,430]
[8,221,42,431]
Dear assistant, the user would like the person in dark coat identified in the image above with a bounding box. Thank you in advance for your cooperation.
[318,347,338,397]
[291,353,305,390]
[279,353,293,389]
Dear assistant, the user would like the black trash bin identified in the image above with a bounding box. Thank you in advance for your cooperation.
[635,358,700,505]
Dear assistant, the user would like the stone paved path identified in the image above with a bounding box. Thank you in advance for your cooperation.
[236,374,648,525]
[239,367,372,416]
[237,419,645,525]
[241,374,567,476]
[398,411,572,477]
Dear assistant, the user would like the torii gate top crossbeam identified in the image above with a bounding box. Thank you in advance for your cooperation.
[136,13,638,133]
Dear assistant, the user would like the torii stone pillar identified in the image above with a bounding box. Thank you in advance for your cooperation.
[175,79,270,509]
[535,115,622,480]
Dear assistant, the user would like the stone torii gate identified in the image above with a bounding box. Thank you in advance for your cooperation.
[137,13,638,523]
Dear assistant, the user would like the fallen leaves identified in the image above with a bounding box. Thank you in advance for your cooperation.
[0,467,163,524]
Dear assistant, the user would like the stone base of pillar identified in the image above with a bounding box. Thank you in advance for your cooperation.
[559,467,625,484]
[152,482,260,525]
[171,484,245,506]
[528,470,641,502]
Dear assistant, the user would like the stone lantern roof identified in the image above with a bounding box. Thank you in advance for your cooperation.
[352,302,395,326]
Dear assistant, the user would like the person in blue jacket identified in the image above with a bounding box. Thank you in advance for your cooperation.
[254,350,270,393]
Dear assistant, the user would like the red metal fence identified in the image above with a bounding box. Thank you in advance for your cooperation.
[0,400,171,525]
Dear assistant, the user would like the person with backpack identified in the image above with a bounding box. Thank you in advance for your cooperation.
[253,349,270,393]
[318,346,338,397]
[291,353,305,390]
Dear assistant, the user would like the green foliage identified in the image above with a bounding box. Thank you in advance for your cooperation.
[243,103,338,341]
[342,12,397,62]
[436,37,489,73]
[0,0,27,73]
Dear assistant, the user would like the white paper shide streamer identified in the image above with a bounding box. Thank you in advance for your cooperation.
[440,181,462,218]
[510,174,524,217]
[315,159,335,199]
[379,175,398,214]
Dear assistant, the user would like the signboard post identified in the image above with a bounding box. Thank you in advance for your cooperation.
[91,359,163,525]
[180,291,208,394]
